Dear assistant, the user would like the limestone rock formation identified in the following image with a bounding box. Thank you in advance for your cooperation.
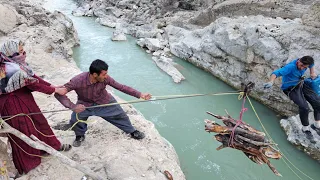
[280,115,320,160]
[152,55,185,83]
[0,4,18,36]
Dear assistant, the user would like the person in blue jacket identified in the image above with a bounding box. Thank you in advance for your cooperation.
[264,56,320,143]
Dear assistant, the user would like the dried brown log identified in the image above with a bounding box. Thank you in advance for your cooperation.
[234,135,281,159]
[206,111,265,136]
[204,120,281,159]
[214,134,281,176]
[235,135,275,147]
[204,120,266,142]
[215,134,261,155]
[205,111,282,177]
[260,146,281,159]
[243,152,263,164]
[216,144,228,151]
[265,158,282,177]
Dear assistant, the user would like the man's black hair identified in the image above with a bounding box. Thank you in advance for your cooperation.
[300,56,314,65]
[89,59,109,75]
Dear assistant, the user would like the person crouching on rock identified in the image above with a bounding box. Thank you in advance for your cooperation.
[0,40,72,176]
[263,56,320,143]
[54,59,152,147]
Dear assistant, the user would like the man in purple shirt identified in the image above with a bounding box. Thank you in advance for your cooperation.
[55,59,152,147]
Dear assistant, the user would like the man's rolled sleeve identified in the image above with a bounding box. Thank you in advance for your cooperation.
[54,78,78,109]
[107,76,141,98]
[64,79,77,92]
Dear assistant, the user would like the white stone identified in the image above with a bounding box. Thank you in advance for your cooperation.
[152,56,185,83]
[302,1,320,28]
[152,51,161,56]
[144,38,162,52]
[0,4,18,35]
[136,38,146,48]
[96,16,117,28]
[111,30,127,41]
[106,7,123,18]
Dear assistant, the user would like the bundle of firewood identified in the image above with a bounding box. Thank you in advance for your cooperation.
[204,111,282,176]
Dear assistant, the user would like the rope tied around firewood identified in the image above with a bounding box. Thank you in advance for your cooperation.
[229,82,254,147]
[229,96,248,147]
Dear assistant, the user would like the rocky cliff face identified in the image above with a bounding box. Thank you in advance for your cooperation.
[0,0,185,179]
[69,0,320,160]
[70,0,320,115]
[165,16,320,115]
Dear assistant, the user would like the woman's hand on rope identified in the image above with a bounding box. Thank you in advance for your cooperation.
[140,93,152,100]
[73,104,86,113]
[55,87,68,95]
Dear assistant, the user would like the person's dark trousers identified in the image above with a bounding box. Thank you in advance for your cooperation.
[302,84,320,121]
[283,84,320,126]
[69,96,136,136]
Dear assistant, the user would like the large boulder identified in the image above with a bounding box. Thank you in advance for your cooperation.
[0,138,16,178]
[72,3,91,17]
[280,115,320,160]
[152,56,185,83]
[111,30,127,41]
[135,24,160,38]
[106,7,124,18]
[0,4,18,35]
[145,38,163,52]
[190,0,312,26]
[96,15,118,28]
[302,1,320,28]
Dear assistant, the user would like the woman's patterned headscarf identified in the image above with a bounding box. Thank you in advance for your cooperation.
[0,40,37,94]
[0,39,22,57]
[0,40,34,75]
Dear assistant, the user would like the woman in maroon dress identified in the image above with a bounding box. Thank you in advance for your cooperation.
[0,40,71,175]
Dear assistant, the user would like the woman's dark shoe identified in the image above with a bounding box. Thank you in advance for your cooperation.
[58,144,72,151]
